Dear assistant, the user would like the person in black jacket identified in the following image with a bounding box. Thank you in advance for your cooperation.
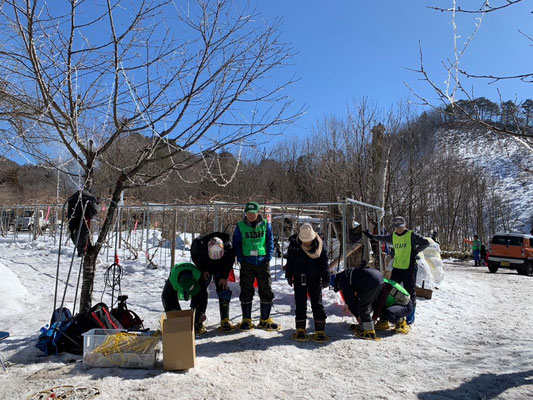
[334,264,384,341]
[67,190,99,256]
[190,232,236,334]
[285,223,330,343]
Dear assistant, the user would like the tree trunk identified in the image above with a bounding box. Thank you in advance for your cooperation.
[78,176,125,312]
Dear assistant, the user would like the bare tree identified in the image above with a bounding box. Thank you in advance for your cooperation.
[409,0,533,153]
[0,0,300,311]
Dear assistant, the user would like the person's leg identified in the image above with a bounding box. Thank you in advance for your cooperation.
[237,262,256,330]
[357,283,383,332]
[307,276,329,342]
[473,250,480,266]
[190,274,211,332]
[256,262,280,330]
[213,275,235,331]
[293,275,308,323]
[401,265,417,324]
[307,276,326,323]
[161,279,181,312]
[256,262,274,304]
[380,302,414,324]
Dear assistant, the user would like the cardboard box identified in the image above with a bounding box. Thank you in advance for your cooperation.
[160,310,196,370]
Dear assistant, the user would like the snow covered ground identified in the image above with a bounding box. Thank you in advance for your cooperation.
[1,237,532,400]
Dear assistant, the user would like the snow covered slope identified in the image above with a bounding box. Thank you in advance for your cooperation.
[437,125,533,233]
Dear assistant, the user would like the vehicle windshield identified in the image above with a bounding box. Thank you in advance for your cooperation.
[491,236,523,246]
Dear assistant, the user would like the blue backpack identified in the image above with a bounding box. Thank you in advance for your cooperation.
[36,307,75,356]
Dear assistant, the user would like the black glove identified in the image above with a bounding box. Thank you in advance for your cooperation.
[287,275,294,287]
[362,229,373,239]
[321,275,330,289]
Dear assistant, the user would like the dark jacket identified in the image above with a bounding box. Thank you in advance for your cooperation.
[67,190,99,230]
[339,266,383,294]
[371,229,429,269]
[285,234,329,281]
[190,232,235,279]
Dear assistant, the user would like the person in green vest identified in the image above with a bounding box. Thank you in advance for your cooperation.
[372,278,414,334]
[161,262,204,333]
[464,235,482,266]
[233,201,278,331]
[363,216,429,326]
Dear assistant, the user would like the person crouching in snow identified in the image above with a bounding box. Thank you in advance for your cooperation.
[161,262,203,333]
[363,216,429,325]
[332,263,384,341]
[285,223,330,343]
[372,278,413,334]
[190,232,236,334]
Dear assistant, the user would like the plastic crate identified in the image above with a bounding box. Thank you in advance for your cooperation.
[82,329,160,369]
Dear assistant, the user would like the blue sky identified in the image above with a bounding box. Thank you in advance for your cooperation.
[252,1,533,138]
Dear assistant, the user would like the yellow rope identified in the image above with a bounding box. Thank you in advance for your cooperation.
[92,331,161,357]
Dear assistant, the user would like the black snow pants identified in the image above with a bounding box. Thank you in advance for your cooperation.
[293,275,326,321]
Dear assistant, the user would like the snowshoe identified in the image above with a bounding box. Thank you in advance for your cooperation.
[291,328,310,342]
[311,331,330,344]
[374,320,391,331]
[394,318,411,335]
[357,329,381,341]
[195,324,207,336]
[257,318,281,332]
[217,318,236,333]
[236,318,255,331]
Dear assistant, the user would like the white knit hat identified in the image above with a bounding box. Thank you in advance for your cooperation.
[208,237,224,260]
[298,223,316,242]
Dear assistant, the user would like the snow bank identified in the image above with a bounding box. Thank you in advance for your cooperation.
[0,262,30,314]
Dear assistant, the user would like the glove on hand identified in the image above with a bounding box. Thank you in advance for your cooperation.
[321,276,330,289]
[287,275,294,287]
[330,274,340,292]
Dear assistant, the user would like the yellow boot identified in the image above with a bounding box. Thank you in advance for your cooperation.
[394,318,411,334]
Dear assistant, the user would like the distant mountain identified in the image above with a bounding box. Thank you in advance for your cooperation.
[0,158,58,204]
[437,123,533,233]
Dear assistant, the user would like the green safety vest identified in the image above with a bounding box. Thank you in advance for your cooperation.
[384,278,411,307]
[472,240,481,251]
[238,220,267,257]
[392,230,413,270]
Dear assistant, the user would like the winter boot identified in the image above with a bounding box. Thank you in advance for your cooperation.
[257,302,281,331]
[311,320,330,343]
[291,320,309,342]
[237,302,254,331]
[394,318,411,334]
[374,319,391,331]
[194,312,207,336]
[406,305,416,325]
[217,301,236,332]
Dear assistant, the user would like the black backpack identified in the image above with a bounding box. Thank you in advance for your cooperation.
[111,295,144,330]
